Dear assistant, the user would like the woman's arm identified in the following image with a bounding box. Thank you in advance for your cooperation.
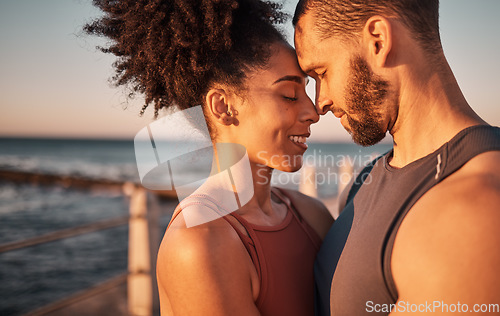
[157,214,260,316]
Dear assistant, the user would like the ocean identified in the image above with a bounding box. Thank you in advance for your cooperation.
[0,137,392,315]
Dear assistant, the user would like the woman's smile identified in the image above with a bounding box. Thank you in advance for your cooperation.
[288,134,309,150]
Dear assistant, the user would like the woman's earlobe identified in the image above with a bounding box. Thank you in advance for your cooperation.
[220,107,235,125]
[221,108,240,126]
[206,88,236,126]
[221,113,233,125]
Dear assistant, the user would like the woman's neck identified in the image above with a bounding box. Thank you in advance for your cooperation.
[211,143,276,217]
[248,162,275,215]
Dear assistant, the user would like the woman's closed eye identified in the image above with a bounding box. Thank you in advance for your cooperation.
[283,95,298,101]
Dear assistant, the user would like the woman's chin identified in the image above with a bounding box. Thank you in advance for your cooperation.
[272,158,303,173]
[280,165,303,173]
[253,152,304,173]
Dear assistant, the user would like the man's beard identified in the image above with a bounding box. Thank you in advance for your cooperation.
[343,56,389,146]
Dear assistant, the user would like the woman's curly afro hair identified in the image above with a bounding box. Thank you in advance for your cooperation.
[85,0,287,118]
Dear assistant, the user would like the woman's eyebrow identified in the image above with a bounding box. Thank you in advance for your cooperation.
[272,75,305,85]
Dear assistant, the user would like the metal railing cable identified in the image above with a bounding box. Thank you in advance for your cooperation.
[0,215,130,253]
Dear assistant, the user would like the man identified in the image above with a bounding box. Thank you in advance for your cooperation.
[293,0,500,315]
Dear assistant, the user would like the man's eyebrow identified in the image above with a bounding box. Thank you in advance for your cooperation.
[272,75,305,85]
[302,64,319,75]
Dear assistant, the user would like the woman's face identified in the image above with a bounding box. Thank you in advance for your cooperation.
[229,43,319,172]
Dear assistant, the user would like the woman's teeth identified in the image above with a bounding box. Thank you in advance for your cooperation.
[289,136,307,144]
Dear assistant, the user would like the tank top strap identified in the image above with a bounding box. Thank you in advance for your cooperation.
[439,125,500,180]
[223,212,264,281]
[225,211,265,252]
[271,187,322,249]
[219,214,255,246]
[270,187,302,221]
[166,194,232,230]
[167,195,263,279]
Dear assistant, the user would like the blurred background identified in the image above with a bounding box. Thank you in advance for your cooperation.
[1,0,499,315]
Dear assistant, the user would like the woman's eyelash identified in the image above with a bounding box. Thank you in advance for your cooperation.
[318,70,326,79]
[283,96,298,101]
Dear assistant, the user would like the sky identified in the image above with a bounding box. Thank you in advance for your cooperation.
[1,0,499,142]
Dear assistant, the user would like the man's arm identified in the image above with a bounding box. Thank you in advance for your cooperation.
[390,152,500,314]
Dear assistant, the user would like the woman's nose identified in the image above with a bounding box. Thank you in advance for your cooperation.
[301,96,320,124]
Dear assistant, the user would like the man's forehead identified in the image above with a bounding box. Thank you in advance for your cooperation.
[294,33,305,59]
[294,27,316,62]
[295,22,304,39]
[294,12,319,58]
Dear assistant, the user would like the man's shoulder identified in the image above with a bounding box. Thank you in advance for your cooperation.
[391,150,500,302]
[427,150,500,210]
[400,150,500,234]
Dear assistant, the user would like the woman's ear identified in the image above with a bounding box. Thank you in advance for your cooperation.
[205,88,235,126]
[362,16,393,68]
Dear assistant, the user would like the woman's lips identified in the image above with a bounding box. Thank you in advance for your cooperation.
[288,135,308,149]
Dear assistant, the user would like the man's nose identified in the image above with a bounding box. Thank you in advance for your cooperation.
[316,96,333,116]
[315,80,333,115]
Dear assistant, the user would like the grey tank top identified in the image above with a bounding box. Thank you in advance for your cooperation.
[315,125,500,315]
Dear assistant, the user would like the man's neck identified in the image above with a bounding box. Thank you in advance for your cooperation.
[388,63,486,168]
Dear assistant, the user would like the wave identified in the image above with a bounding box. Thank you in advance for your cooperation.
[0,155,138,182]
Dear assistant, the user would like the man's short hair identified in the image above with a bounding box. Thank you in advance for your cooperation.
[293,0,441,55]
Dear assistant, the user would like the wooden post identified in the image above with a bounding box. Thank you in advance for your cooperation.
[147,192,161,315]
[124,183,153,316]
[299,164,318,198]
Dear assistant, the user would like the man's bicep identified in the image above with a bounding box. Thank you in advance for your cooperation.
[391,181,500,313]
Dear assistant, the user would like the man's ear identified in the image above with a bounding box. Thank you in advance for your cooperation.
[363,16,393,68]
[205,88,235,126]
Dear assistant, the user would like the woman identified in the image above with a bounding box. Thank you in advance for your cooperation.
[86,0,333,314]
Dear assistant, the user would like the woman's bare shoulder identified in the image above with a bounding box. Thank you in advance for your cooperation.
[158,204,245,272]
[157,204,259,315]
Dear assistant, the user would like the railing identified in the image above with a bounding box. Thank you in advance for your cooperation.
[0,170,176,316]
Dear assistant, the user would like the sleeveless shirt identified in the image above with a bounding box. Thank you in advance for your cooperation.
[168,187,322,316]
[314,125,500,315]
